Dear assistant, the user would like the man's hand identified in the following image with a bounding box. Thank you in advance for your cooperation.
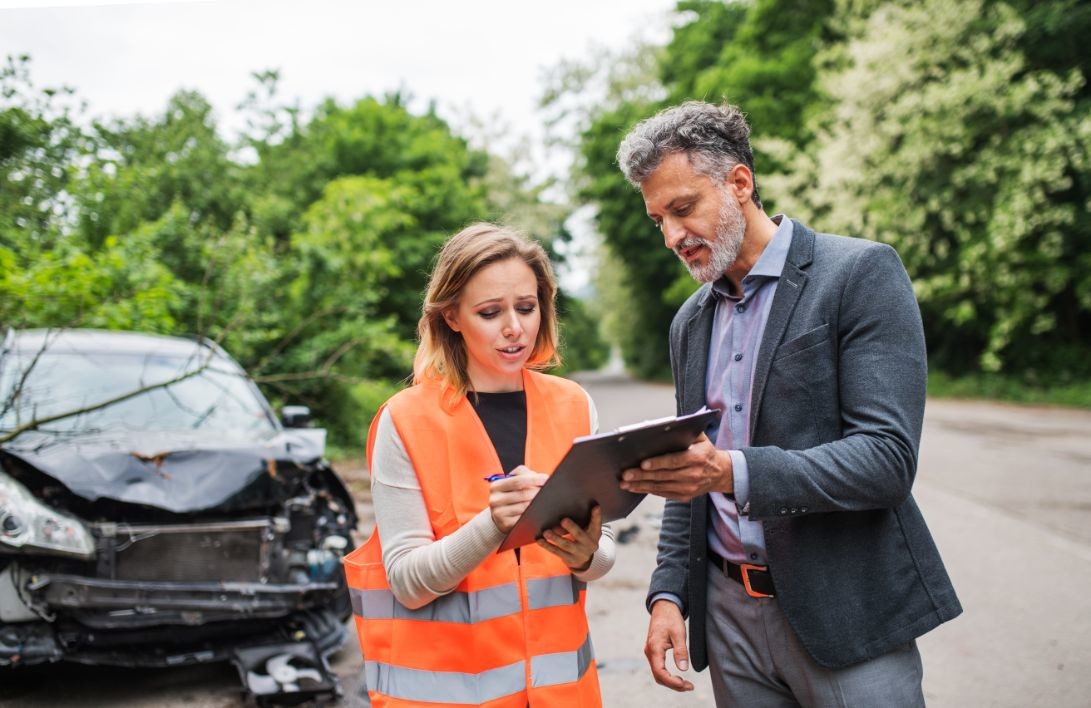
[619,434,733,501]
[645,599,694,692]
[488,465,548,534]
[537,505,602,571]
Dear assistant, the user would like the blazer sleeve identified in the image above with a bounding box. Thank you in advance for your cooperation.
[646,307,694,613]
[743,243,927,517]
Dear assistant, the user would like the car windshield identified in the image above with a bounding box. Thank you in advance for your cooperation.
[0,347,278,440]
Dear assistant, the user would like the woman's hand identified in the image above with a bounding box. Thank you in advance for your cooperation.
[488,465,548,534]
[537,505,603,571]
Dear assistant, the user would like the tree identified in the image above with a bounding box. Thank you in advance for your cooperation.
[564,0,836,378]
[778,0,1091,377]
[0,55,84,255]
[4,57,615,446]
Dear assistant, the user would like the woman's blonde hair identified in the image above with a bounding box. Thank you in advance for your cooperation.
[414,222,560,397]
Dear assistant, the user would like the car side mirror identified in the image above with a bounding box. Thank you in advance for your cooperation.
[281,405,312,428]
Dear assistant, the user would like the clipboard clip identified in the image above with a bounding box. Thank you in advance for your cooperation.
[615,415,677,433]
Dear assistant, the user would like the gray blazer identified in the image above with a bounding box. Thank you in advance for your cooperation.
[649,220,962,669]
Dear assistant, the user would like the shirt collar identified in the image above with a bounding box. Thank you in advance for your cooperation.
[711,215,794,299]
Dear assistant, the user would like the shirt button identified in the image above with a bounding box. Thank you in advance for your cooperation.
[734,353,743,361]
[735,303,746,313]
[750,553,759,561]
[734,403,743,412]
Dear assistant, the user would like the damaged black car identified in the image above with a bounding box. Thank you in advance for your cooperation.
[0,329,357,703]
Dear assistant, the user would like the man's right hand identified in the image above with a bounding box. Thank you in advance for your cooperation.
[645,599,695,692]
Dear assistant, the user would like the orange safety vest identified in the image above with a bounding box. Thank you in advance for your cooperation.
[343,369,602,707]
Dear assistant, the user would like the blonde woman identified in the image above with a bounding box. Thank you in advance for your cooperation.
[344,223,614,707]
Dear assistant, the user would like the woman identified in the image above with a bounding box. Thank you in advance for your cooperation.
[344,223,615,707]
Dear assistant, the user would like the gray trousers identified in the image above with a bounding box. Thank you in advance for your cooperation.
[705,566,925,707]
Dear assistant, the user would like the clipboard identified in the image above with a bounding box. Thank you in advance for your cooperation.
[498,407,720,552]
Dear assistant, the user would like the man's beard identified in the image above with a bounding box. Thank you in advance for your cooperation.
[676,193,745,283]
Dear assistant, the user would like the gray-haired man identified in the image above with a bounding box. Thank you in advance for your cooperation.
[616,101,961,706]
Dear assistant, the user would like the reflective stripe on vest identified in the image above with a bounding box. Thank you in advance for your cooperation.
[364,633,595,704]
[351,575,586,623]
[531,632,595,687]
[366,658,526,705]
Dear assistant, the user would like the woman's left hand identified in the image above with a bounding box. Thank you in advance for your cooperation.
[537,505,603,572]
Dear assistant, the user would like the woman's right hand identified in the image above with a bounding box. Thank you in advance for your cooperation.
[488,465,548,534]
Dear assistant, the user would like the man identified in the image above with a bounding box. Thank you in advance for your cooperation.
[616,101,961,706]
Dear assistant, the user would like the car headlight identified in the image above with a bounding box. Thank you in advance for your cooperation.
[0,470,95,559]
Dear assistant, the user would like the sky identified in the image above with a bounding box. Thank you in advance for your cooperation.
[1,0,678,289]
[0,0,675,142]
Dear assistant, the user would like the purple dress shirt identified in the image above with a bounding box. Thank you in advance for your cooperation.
[652,215,793,611]
[704,215,793,565]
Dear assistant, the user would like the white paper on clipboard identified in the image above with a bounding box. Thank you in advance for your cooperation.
[497,407,720,552]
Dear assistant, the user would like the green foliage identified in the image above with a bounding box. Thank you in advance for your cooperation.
[0,55,83,254]
[0,233,181,332]
[564,0,1089,390]
[579,105,683,378]
[554,291,609,374]
[73,91,244,254]
[569,0,836,378]
[678,0,834,169]
[2,60,584,450]
[245,93,490,341]
[781,0,1091,379]
[927,371,1091,409]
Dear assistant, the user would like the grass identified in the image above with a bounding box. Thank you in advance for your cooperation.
[927,371,1091,409]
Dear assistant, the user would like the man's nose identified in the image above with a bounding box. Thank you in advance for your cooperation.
[662,218,686,250]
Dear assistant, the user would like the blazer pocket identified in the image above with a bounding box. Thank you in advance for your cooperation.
[773,323,830,362]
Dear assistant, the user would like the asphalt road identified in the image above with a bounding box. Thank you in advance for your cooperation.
[2,375,1089,706]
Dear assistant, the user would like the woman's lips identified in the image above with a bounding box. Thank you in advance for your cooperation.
[497,344,526,361]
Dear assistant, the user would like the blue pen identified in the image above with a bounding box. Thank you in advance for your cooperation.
[483,473,512,483]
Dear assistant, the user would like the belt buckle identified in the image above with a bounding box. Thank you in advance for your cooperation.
[738,563,773,598]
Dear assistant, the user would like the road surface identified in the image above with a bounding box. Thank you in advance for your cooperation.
[2,375,1089,706]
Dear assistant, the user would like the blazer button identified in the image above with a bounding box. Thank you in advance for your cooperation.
[779,507,788,515]
[790,507,798,514]
[801,507,809,513]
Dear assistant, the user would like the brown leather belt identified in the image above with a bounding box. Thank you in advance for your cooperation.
[709,549,775,598]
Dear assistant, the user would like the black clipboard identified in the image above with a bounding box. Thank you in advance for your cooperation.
[498,407,720,552]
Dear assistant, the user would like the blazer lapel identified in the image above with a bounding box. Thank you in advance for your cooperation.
[749,221,815,432]
[683,287,716,414]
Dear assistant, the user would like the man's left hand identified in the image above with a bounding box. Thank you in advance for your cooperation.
[619,434,733,501]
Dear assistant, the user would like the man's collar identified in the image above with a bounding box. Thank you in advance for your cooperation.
[747,214,793,279]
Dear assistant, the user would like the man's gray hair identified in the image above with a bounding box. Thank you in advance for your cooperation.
[616,100,762,209]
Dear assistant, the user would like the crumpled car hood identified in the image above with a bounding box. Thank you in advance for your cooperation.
[1,429,330,514]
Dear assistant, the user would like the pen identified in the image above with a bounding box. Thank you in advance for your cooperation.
[483,473,512,483]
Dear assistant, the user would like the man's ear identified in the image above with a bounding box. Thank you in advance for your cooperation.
[725,163,754,205]
[442,308,461,333]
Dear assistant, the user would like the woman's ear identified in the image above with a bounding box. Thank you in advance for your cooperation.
[442,308,461,333]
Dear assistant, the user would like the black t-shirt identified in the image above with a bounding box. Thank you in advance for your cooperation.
[468,391,527,473]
